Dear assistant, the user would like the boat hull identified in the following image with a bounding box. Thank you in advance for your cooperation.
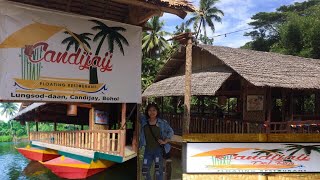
[17,147,60,162]
[44,164,105,179]
[42,156,115,179]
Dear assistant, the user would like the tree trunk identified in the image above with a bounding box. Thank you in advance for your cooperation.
[183,37,193,134]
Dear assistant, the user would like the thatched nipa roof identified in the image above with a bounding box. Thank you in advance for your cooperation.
[143,67,233,97]
[8,0,195,24]
[144,44,320,97]
[199,44,320,89]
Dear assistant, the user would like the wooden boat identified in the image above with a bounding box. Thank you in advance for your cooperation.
[42,156,114,179]
[16,146,60,162]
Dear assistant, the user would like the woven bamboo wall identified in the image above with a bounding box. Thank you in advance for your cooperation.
[183,134,320,180]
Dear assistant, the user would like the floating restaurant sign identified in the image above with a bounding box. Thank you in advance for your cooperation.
[0,1,142,103]
[186,143,320,173]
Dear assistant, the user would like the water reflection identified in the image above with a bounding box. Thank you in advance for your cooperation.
[0,142,182,180]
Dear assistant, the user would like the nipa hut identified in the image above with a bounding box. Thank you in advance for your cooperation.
[143,44,320,135]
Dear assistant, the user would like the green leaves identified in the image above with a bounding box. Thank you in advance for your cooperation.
[243,0,320,59]
[142,16,171,58]
[186,0,224,44]
[0,103,18,118]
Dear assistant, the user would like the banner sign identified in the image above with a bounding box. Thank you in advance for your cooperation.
[0,1,142,103]
[187,143,320,173]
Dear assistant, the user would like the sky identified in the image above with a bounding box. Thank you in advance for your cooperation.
[0,112,10,122]
[162,0,306,48]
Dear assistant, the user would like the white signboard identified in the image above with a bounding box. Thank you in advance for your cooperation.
[187,143,320,173]
[0,1,142,103]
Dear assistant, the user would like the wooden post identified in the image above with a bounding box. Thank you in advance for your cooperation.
[173,97,178,113]
[136,104,141,180]
[282,89,286,122]
[161,97,164,114]
[89,108,94,130]
[242,80,247,121]
[315,92,320,116]
[121,103,126,156]
[26,121,30,141]
[201,96,205,115]
[266,87,272,133]
[121,103,126,128]
[289,90,294,121]
[36,122,39,132]
[54,122,57,131]
[183,34,193,134]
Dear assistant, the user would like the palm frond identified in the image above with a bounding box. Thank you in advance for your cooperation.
[93,31,105,42]
[115,38,125,55]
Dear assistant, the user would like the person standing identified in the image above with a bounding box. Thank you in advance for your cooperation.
[140,103,174,180]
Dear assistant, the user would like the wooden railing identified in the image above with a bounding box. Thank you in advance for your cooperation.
[30,130,126,156]
[162,113,266,134]
[269,120,320,134]
[163,113,320,134]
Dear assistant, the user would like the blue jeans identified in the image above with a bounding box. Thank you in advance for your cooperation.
[142,148,163,180]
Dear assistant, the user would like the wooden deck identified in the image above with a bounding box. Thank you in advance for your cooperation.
[30,130,136,163]
[32,141,136,162]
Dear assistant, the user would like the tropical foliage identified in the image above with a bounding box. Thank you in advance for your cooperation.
[186,0,224,44]
[142,16,171,58]
[242,0,320,59]
[0,103,19,118]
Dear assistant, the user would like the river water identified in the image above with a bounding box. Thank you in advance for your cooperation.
[0,142,182,180]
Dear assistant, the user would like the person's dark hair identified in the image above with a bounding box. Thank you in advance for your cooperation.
[144,102,160,119]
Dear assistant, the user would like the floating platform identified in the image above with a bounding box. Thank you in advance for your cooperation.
[42,156,114,179]
[17,146,60,162]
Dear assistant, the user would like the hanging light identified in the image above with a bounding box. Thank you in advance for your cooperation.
[67,104,77,116]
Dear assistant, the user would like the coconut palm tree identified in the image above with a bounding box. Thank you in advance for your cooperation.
[252,148,284,156]
[186,0,224,44]
[89,19,129,84]
[174,22,191,35]
[61,31,93,52]
[0,103,19,118]
[142,16,171,58]
[0,103,19,137]
[284,144,320,156]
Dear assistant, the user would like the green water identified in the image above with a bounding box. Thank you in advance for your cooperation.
[0,142,182,180]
